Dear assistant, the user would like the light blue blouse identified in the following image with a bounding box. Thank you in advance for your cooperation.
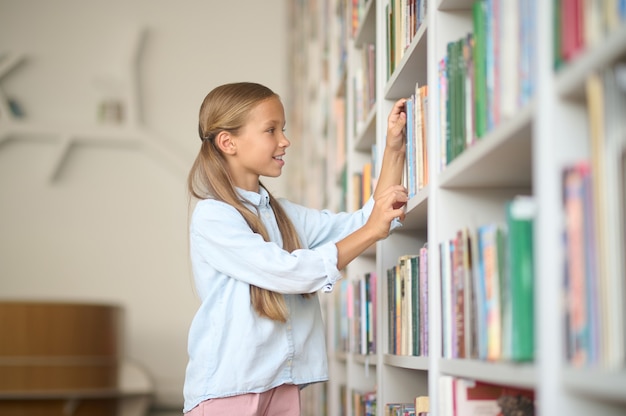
[183,186,376,413]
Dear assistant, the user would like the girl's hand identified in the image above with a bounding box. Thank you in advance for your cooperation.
[386,98,408,152]
[365,184,408,240]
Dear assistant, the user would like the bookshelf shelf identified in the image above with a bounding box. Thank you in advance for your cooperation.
[383,23,429,99]
[290,1,626,415]
[384,354,429,371]
[438,0,473,10]
[354,105,377,151]
[439,359,536,390]
[354,354,377,366]
[438,102,534,189]
[556,24,626,101]
[401,187,429,231]
[562,368,626,404]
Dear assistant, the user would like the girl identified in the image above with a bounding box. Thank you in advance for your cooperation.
[184,82,408,415]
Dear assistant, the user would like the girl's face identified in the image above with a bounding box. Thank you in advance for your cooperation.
[227,96,290,192]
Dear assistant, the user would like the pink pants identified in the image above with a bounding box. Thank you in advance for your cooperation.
[185,384,301,416]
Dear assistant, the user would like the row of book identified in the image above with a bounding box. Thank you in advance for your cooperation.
[353,80,430,207]
[438,377,534,416]
[387,247,429,356]
[385,395,430,416]
[336,272,378,355]
[554,0,626,68]
[438,0,535,170]
[405,83,429,198]
[350,0,372,38]
[345,370,534,415]
[386,0,428,79]
[352,388,376,416]
[353,42,376,136]
[351,144,377,210]
[562,62,626,369]
[440,196,535,362]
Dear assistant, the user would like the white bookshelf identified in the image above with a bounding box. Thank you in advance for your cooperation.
[290,0,626,415]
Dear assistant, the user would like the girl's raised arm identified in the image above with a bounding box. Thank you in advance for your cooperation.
[335,99,408,270]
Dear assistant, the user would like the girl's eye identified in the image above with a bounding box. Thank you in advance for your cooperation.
[267,128,275,133]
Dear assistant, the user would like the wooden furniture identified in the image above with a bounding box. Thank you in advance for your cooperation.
[0,301,152,416]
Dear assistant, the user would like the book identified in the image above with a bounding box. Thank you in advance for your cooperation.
[406,95,416,198]
[453,378,535,416]
[506,196,536,362]
[419,244,429,356]
[562,162,592,366]
[411,254,421,356]
[441,240,453,358]
[472,0,488,139]
[415,395,429,414]
[478,223,504,361]
[452,232,466,358]
[499,0,519,121]
[599,64,626,369]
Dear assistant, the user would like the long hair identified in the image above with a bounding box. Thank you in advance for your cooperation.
[188,82,303,323]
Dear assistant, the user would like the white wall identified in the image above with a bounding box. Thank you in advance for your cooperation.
[0,0,289,412]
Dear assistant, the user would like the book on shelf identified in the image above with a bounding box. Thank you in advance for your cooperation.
[406,96,416,197]
[553,0,626,69]
[562,161,593,367]
[385,402,415,416]
[590,63,626,369]
[415,395,429,414]
[481,222,505,362]
[385,0,427,79]
[387,252,428,356]
[384,395,429,416]
[347,272,377,356]
[353,389,376,416]
[561,63,626,369]
[499,0,519,122]
[440,0,537,169]
[419,244,429,356]
[505,196,536,362]
[438,58,449,173]
[441,239,454,358]
[453,228,469,359]
[337,278,350,352]
[405,83,429,198]
[472,1,487,140]
[353,42,376,133]
[440,197,536,363]
[438,377,535,416]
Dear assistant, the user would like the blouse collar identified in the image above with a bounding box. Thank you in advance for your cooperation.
[236,186,270,209]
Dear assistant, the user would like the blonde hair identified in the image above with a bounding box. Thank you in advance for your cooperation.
[188,82,303,322]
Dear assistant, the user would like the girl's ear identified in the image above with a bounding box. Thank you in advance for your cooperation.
[215,131,236,155]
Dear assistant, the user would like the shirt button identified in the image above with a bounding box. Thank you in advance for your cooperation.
[287,359,292,366]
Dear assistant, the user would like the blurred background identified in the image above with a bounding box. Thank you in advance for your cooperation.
[0,1,292,414]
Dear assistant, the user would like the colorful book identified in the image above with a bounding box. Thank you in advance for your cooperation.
[506,196,536,362]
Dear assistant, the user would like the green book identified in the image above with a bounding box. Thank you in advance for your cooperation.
[445,43,454,164]
[472,0,487,139]
[411,255,420,356]
[456,38,467,159]
[506,196,536,362]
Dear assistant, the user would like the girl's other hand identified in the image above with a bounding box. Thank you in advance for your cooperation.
[366,184,408,240]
